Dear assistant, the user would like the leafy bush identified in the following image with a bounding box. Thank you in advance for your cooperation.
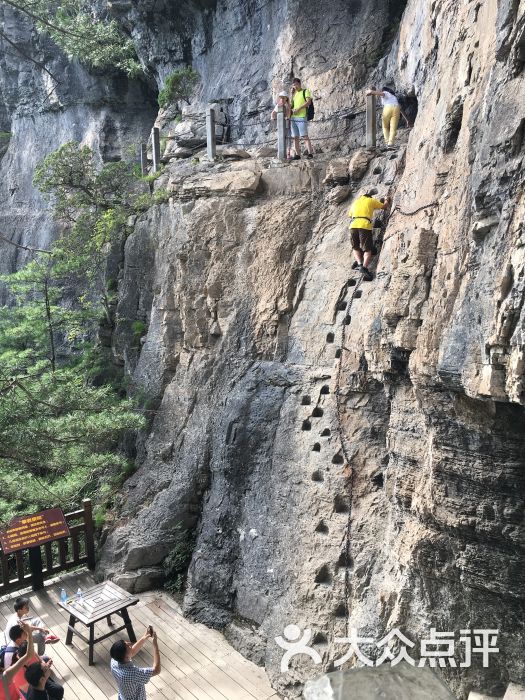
[158,67,200,107]
[131,320,146,337]
[163,525,196,593]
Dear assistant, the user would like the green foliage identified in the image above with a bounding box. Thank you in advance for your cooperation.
[0,267,145,521]
[163,524,196,593]
[33,141,166,265]
[0,131,11,154]
[93,505,107,530]
[140,167,166,184]
[0,141,176,524]
[158,67,200,108]
[131,320,146,337]
[5,0,142,76]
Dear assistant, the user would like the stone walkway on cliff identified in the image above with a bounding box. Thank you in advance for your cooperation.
[0,571,281,700]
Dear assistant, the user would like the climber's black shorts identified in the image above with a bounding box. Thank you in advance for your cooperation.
[351,228,373,252]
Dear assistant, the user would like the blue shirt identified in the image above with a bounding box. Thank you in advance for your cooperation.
[110,659,154,700]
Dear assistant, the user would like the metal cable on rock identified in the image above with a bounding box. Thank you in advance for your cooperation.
[381,201,439,244]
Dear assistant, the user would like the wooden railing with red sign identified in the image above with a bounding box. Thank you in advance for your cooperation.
[0,499,96,595]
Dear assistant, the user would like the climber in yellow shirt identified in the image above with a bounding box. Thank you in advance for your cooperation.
[348,192,390,281]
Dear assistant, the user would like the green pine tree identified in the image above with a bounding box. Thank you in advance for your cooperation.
[0,142,168,523]
[0,0,142,76]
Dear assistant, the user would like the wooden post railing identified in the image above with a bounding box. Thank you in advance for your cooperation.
[83,498,96,571]
[0,499,97,595]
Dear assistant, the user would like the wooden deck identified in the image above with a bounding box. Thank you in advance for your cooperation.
[0,571,280,700]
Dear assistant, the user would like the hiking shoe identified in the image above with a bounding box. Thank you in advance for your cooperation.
[45,634,60,644]
[292,154,301,160]
[361,267,374,282]
[305,153,313,159]
[351,261,360,270]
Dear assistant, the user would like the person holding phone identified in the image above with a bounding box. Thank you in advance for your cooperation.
[1,622,34,700]
[24,659,64,700]
[110,626,161,700]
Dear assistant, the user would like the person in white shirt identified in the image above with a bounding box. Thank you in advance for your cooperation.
[366,85,406,147]
[1,621,34,697]
[4,597,59,657]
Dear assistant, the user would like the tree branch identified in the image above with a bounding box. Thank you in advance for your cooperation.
[0,233,51,254]
[1,0,83,39]
[0,26,60,83]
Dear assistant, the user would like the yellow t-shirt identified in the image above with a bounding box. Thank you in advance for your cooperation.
[348,196,384,230]
[292,89,312,118]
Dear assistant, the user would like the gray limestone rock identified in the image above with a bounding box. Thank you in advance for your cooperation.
[304,664,457,700]
[1,2,525,700]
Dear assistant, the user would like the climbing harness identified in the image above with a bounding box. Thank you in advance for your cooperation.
[349,216,373,225]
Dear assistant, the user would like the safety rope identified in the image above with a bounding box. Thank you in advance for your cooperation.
[392,201,439,217]
[381,201,439,244]
[229,107,366,128]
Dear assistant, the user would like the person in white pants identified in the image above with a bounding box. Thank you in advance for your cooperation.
[4,596,59,656]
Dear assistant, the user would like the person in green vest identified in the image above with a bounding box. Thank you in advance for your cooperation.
[290,77,313,159]
[348,192,390,281]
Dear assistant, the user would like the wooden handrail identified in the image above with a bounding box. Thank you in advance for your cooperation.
[65,509,85,520]
[0,499,96,594]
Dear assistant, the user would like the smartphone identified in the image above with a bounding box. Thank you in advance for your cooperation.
[147,625,154,636]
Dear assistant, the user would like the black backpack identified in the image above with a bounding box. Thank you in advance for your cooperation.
[303,89,315,121]
[0,644,18,669]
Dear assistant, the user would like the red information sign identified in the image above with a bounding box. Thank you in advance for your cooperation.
[0,508,70,554]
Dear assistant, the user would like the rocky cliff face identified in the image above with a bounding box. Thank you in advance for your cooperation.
[0,3,157,288]
[1,0,525,699]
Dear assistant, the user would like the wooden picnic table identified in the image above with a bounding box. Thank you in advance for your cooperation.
[58,580,138,666]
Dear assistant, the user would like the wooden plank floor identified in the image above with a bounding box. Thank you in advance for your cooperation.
[0,571,281,700]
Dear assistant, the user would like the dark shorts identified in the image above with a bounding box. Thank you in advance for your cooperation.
[351,228,373,252]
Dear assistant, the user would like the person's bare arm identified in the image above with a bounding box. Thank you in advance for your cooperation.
[3,622,34,683]
[30,623,48,633]
[130,629,151,658]
[151,633,161,676]
[366,89,384,96]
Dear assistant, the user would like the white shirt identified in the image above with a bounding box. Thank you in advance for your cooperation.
[4,613,20,644]
[381,90,399,107]
[3,643,19,668]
